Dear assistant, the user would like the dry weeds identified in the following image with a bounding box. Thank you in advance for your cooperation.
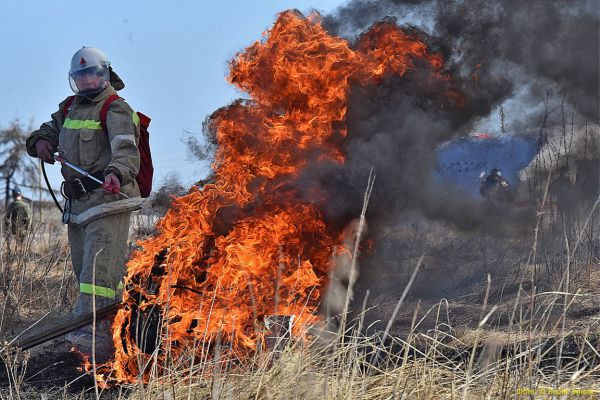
[1,184,600,399]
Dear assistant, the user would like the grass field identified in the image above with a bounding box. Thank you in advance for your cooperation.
[1,193,600,399]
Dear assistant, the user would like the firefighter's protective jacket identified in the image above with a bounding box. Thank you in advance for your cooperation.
[26,85,141,205]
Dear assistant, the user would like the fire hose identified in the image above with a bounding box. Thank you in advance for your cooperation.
[41,161,63,213]
[2,304,120,352]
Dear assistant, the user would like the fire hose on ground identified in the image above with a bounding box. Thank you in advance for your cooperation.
[2,304,120,352]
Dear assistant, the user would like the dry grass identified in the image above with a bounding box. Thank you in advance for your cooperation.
[0,211,74,335]
[120,281,600,400]
[1,184,600,399]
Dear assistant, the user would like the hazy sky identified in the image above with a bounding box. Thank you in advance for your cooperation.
[0,0,345,193]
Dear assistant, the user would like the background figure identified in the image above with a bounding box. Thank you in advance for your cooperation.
[3,187,32,244]
[480,168,514,203]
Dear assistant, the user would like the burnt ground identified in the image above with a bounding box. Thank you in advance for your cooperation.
[0,303,126,397]
[0,337,94,392]
[0,316,119,397]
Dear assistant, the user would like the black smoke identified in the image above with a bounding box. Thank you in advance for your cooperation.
[324,0,599,123]
[313,0,599,230]
[314,0,599,308]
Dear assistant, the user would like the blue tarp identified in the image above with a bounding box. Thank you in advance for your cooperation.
[436,134,538,197]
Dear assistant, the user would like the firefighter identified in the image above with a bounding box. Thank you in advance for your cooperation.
[4,187,32,243]
[479,168,514,203]
[26,47,141,359]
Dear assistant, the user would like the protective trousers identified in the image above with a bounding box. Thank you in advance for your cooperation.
[68,211,130,316]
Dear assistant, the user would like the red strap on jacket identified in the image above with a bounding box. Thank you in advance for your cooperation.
[99,94,121,132]
[62,96,76,118]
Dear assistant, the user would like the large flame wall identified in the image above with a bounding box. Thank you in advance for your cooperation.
[102,10,451,384]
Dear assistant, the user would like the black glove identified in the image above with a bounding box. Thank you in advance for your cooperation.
[35,139,55,164]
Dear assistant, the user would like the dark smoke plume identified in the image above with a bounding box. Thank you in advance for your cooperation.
[315,0,599,231]
[324,0,599,123]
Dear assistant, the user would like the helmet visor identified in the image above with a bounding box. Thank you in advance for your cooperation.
[69,65,109,96]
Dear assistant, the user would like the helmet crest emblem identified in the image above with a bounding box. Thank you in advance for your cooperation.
[79,57,87,66]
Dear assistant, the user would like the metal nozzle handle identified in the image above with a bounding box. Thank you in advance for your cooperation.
[53,152,129,199]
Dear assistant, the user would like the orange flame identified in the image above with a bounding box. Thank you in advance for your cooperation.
[94,10,457,384]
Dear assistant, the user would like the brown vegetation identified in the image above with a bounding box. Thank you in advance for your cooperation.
[1,176,599,399]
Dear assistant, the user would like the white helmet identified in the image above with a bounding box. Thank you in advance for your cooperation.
[68,47,111,96]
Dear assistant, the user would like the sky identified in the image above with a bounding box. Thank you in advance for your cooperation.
[0,0,346,196]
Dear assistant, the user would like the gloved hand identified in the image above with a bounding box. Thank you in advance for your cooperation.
[35,139,56,164]
[102,172,121,194]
